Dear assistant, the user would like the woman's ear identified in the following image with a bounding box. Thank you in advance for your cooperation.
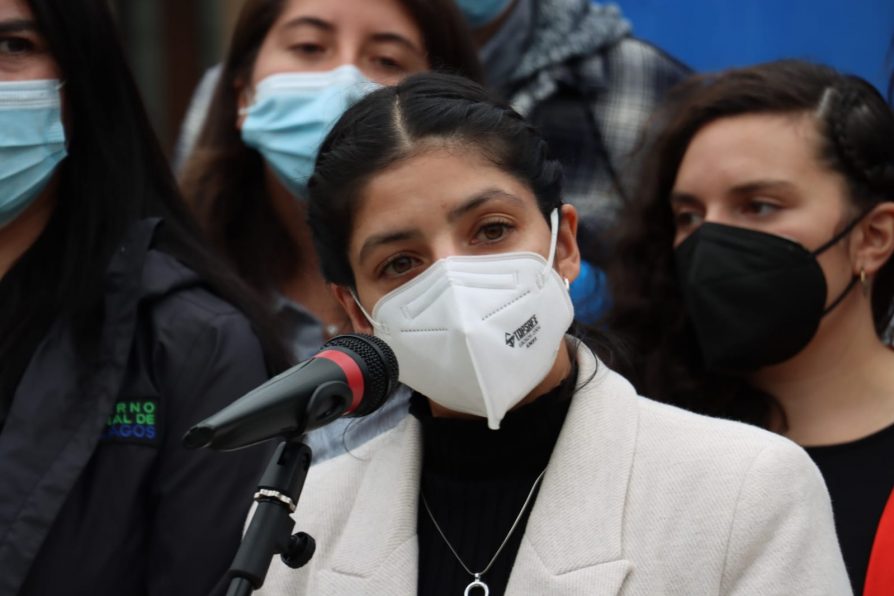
[852,202,894,278]
[556,203,581,283]
[330,283,374,334]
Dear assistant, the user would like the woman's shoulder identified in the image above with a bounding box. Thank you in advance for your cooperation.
[577,349,816,477]
[567,363,848,594]
[140,249,247,324]
[134,248,268,403]
[636,391,804,460]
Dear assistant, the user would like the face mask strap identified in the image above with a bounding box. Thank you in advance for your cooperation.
[533,208,561,287]
[350,288,381,330]
[823,275,859,315]
[813,206,874,315]
[545,208,560,268]
[811,205,874,256]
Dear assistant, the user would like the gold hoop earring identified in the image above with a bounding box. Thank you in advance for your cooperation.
[860,268,869,288]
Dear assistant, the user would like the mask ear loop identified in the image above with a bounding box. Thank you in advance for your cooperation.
[537,208,561,287]
[813,206,873,315]
[811,205,874,257]
[545,208,560,266]
[349,289,385,333]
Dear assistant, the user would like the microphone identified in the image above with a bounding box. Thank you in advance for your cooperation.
[182,334,399,451]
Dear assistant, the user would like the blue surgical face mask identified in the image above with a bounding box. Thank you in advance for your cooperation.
[455,0,512,28]
[0,79,67,228]
[240,65,379,200]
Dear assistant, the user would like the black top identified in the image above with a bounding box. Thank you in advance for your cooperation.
[806,421,894,596]
[412,363,577,596]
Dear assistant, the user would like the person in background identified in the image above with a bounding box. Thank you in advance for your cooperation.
[0,0,290,594]
[453,0,690,323]
[178,0,483,460]
[606,60,894,595]
[256,71,850,596]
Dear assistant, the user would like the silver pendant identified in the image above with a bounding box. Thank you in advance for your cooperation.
[464,574,489,596]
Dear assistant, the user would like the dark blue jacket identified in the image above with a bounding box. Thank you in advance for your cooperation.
[0,219,271,596]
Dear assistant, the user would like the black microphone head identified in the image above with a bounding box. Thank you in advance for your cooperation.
[322,334,399,417]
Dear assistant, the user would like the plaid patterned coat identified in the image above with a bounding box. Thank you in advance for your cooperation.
[493,0,691,264]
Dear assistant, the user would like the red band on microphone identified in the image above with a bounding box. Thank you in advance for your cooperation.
[315,349,365,413]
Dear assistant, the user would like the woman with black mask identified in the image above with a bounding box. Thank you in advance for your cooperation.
[607,60,894,595]
[0,0,288,594]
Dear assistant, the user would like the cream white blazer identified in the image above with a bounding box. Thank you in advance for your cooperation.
[258,346,851,595]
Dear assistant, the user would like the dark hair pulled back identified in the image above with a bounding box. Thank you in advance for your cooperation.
[308,72,565,287]
[607,59,894,428]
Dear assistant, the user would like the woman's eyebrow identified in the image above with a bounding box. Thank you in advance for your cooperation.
[357,190,522,265]
[728,179,797,196]
[447,189,523,223]
[669,192,700,207]
[0,19,38,35]
[368,32,425,57]
[358,229,423,265]
[280,16,334,34]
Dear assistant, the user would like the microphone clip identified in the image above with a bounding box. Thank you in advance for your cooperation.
[225,438,317,594]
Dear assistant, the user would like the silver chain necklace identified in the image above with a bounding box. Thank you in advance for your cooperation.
[420,468,547,596]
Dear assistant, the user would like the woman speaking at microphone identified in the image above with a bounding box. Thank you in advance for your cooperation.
[0,0,287,594]
[255,72,850,595]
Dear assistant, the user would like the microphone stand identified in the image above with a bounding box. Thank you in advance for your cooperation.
[225,438,316,596]
[212,378,362,594]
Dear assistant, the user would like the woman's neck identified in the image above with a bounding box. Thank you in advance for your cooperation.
[0,185,57,279]
[266,172,350,335]
[751,293,894,446]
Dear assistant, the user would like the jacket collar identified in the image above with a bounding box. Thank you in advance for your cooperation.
[317,342,638,594]
[501,0,630,86]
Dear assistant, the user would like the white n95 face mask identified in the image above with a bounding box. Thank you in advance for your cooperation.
[356,209,575,429]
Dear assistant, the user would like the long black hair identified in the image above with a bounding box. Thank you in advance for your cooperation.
[605,60,894,427]
[0,0,288,404]
[180,0,484,297]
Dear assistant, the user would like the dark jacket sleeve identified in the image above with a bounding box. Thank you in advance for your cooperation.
[146,292,270,596]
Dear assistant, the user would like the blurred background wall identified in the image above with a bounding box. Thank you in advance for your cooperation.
[109,0,243,155]
[617,0,894,96]
[110,0,893,157]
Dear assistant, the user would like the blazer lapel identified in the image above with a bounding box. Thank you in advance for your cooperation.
[315,347,639,595]
[315,416,423,595]
[506,348,638,595]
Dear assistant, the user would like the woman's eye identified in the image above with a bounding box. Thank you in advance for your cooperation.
[372,55,404,72]
[743,200,779,216]
[673,210,703,231]
[0,37,34,56]
[474,222,512,243]
[381,255,418,278]
[291,43,325,57]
